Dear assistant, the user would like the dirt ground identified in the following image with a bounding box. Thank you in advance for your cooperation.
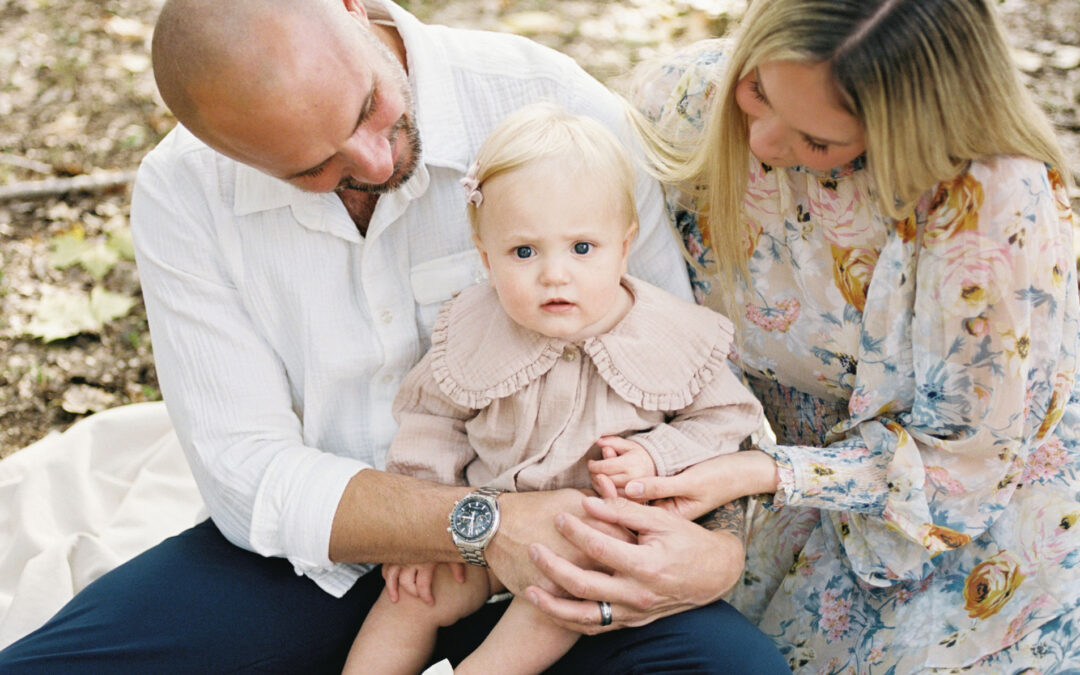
[1,0,1078,457]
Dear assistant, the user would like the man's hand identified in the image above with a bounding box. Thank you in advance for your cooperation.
[484,488,634,599]
[523,494,745,635]
[587,436,657,502]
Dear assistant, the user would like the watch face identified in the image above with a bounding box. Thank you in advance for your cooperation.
[451,498,495,541]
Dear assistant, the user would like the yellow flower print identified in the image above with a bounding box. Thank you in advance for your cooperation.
[1036,371,1074,439]
[1000,329,1031,376]
[895,213,918,243]
[743,218,763,260]
[831,245,878,313]
[924,524,972,552]
[963,551,1025,619]
[925,172,984,244]
[883,420,910,446]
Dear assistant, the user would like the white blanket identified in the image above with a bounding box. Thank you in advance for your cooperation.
[0,402,205,648]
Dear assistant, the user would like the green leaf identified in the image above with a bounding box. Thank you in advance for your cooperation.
[49,230,87,269]
[24,288,98,342]
[89,286,136,323]
[23,286,136,343]
[106,226,135,260]
[79,241,121,280]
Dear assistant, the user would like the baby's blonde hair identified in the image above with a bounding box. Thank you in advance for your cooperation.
[466,103,638,238]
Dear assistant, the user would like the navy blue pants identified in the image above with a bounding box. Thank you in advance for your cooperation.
[0,519,789,673]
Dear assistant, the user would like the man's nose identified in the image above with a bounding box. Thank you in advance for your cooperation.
[340,128,395,185]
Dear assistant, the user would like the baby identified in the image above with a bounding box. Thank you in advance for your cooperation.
[344,103,762,674]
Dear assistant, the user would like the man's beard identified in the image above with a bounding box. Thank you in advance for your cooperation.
[334,115,422,195]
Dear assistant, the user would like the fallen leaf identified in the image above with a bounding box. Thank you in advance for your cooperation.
[61,384,117,414]
[89,286,136,324]
[24,288,99,342]
[78,241,121,280]
[106,224,135,260]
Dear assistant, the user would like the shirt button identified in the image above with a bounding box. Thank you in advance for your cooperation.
[562,347,577,362]
[381,374,394,385]
[380,310,393,324]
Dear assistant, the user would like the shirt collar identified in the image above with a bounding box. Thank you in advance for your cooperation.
[232,0,469,219]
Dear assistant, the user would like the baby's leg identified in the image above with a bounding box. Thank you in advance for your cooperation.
[343,565,492,675]
[455,596,580,675]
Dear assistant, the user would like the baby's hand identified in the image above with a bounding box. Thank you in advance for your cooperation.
[382,562,467,605]
[588,436,657,502]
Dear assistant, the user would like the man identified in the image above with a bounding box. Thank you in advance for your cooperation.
[0,0,778,671]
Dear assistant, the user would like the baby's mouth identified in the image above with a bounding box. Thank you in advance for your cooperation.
[541,299,575,312]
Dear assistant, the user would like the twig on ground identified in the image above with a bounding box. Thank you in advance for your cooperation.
[0,170,137,202]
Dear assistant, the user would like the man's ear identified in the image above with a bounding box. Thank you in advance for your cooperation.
[342,0,369,26]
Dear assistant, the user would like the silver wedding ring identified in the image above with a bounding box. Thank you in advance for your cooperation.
[598,600,613,627]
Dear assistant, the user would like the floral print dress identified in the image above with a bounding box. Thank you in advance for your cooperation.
[638,41,1080,673]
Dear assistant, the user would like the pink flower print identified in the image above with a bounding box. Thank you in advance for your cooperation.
[1003,595,1055,647]
[926,465,965,495]
[1021,438,1069,484]
[849,390,872,416]
[745,298,802,332]
[819,589,853,641]
[937,232,1012,315]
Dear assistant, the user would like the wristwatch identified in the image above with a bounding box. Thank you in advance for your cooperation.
[448,486,503,566]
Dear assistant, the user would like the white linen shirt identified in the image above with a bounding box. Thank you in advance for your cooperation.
[130,1,691,596]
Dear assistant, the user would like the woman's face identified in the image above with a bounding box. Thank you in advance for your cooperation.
[734,60,866,171]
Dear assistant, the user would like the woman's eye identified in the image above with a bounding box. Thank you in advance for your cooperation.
[515,246,534,259]
[804,137,829,154]
[749,78,768,105]
[573,242,592,255]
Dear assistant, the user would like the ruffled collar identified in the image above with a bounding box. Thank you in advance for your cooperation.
[428,276,736,411]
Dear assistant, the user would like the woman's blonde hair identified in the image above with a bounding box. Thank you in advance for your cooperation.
[633,0,1068,305]
[467,102,638,238]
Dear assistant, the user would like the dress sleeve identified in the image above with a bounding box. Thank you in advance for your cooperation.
[631,361,763,477]
[760,159,1079,587]
[384,351,477,488]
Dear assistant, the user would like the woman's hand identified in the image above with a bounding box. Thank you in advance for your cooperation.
[625,450,779,521]
[522,491,746,635]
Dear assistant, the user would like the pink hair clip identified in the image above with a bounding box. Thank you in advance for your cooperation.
[461,162,483,207]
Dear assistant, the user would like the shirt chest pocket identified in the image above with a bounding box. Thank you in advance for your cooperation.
[410,248,488,347]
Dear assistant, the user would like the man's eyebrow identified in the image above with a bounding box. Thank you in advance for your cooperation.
[287,85,377,179]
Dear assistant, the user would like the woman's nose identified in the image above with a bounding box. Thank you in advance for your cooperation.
[750,115,791,164]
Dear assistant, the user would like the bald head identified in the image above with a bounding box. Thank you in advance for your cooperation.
[151,0,365,136]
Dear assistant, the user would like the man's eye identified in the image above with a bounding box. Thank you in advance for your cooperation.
[573,242,592,255]
[515,246,534,259]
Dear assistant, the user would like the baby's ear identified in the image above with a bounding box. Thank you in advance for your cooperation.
[473,237,493,285]
[623,221,638,255]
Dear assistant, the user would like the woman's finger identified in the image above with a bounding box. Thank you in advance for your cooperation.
[624,472,690,501]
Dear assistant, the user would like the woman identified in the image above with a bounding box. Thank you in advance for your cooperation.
[529,0,1080,671]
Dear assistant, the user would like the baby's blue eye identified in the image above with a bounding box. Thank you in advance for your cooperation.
[573,242,592,255]
[515,246,534,259]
